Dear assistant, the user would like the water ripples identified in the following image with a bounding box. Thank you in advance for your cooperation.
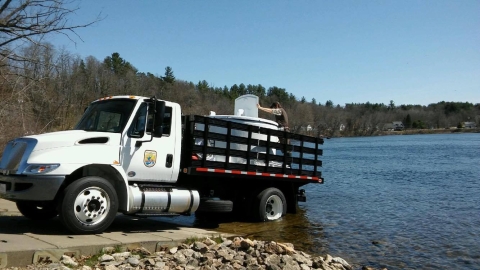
[306,133,480,269]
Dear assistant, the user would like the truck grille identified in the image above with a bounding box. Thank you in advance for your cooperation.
[0,141,28,171]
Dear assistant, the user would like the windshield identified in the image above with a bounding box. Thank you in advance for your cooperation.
[74,99,137,133]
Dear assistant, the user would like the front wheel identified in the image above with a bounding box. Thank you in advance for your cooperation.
[254,187,287,221]
[16,201,58,220]
[59,176,118,234]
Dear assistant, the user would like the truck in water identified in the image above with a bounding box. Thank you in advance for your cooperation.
[0,95,323,234]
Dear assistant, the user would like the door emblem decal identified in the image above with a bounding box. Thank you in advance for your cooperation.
[143,150,157,167]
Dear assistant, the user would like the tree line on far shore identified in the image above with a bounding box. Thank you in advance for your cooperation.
[1,1,478,151]
[1,46,479,150]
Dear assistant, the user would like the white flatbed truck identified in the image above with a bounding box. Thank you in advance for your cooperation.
[0,95,323,234]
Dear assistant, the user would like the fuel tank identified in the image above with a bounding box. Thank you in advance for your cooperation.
[126,185,199,215]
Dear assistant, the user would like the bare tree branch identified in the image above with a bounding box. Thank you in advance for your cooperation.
[0,0,102,52]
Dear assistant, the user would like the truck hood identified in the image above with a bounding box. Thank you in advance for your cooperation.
[25,130,121,152]
[1,130,122,175]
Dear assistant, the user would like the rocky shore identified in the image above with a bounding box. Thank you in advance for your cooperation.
[4,237,385,270]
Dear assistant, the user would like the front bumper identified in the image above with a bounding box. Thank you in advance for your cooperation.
[0,174,65,201]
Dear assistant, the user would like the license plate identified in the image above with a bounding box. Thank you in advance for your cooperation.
[0,184,6,194]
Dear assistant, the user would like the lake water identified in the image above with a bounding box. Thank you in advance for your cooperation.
[161,133,480,269]
[304,133,480,269]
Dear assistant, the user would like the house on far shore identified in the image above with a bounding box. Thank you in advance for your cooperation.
[383,121,404,131]
[392,121,404,131]
[463,122,477,128]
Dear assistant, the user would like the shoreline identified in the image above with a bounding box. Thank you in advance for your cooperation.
[1,199,369,269]
[0,236,383,270]
[323,127,479,139]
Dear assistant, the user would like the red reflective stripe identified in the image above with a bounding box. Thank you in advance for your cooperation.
[194,167,319,181]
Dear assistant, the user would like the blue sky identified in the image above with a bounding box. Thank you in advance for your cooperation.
[53,1,479,106]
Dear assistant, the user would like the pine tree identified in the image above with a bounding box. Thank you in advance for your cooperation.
[162,66,175,84]
[103,52,135,75]
[405,114,412,128]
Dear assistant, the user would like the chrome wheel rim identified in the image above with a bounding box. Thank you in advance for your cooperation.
[264,194,283,220]
[73,187,110,226]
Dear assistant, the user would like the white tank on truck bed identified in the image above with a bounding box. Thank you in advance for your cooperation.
[196,95,282,166]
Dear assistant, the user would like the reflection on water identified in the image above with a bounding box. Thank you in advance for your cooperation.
[154,207,328,257]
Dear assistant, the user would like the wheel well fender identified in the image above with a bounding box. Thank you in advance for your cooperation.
[57,164,129,211]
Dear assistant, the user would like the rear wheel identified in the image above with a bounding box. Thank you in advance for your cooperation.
[195,198,233,220]
[254,188,286,221]
[196,198,233,213]
[59,176,118,234]
[16,201,58,220]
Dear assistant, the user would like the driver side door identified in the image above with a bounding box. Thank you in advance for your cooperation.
[120,102,176,182]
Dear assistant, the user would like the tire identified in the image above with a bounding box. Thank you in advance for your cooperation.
[196,198,233,213]
[254,187,287,222]
[16,201,58,220]
[59,176,118,234]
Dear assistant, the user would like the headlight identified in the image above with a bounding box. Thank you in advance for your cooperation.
[23,164,60,174]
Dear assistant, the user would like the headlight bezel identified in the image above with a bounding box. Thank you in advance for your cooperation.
[23,164,60,175]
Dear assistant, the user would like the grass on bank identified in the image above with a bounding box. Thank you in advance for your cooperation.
[82,245,123,267]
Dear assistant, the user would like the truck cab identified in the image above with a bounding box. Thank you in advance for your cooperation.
[73,96,182,183]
